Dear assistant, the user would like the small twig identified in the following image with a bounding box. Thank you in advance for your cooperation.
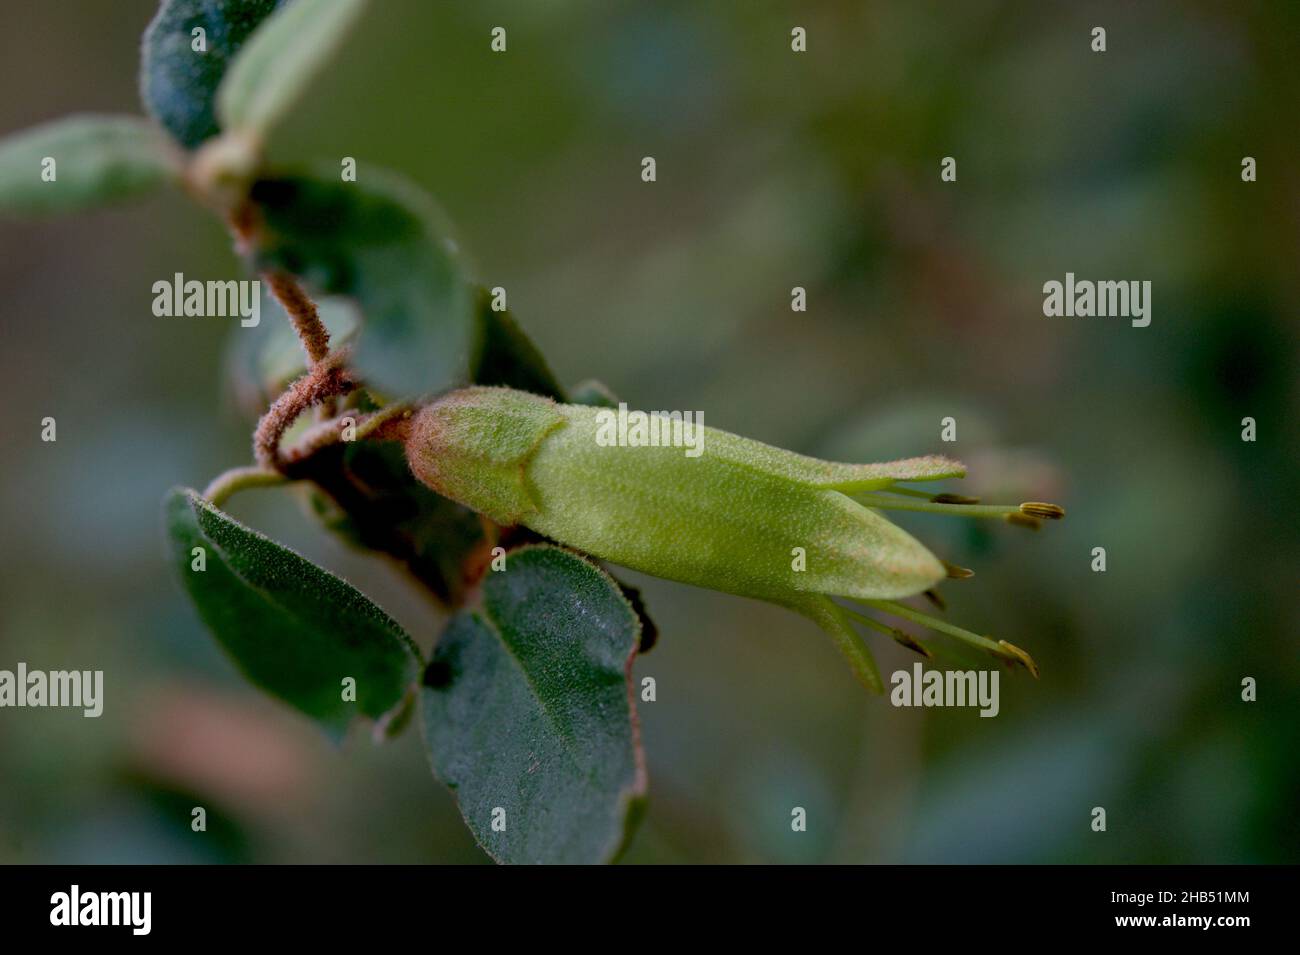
[254,350,356,470]
[202,466,287,508]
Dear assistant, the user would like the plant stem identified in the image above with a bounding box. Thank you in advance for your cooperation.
[202,466,287,508]
[281,409,375,464]
[254,350,355,470]
[226,205,331,367]
[264,269,331,365]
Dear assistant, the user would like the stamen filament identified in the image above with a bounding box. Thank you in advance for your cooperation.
[841,606,932,659]
[852,598,1005,655]
[878,486,981,505]
[859,494,1066,530]
[877,485,939,500]
[854,601,1041,678]
[856,494,1022,519]
[932,493,982,505]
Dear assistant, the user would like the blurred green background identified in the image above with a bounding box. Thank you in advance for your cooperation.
[1,0,1296,864]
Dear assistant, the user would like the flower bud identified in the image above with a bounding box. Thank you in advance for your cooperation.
[405,387,975,690]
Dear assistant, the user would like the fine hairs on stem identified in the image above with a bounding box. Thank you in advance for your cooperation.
[227,205,358,472]
[253,349,355,470]
[263,269,331,365]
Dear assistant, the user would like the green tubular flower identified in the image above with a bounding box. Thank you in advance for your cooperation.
[404,386,1061,693]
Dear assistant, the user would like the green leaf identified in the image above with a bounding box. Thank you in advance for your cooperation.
[217,0,367,142]
[0,115,178,215]
[471,288,566,400]
[288,440,490,608]
[420,545,647,864]
[249,170,474,399]
[141,0,285,148]
[165,486,419,737]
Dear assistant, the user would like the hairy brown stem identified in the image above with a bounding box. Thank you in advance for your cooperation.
[254,351,355,470]
[264,269,331,365]
[227,204,331,367]
[221,201,368,479]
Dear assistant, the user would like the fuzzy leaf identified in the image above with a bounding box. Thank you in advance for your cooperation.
[165,487,419,737]
[141,0,285,148]
[420,545,646,864]
[249,170,474,399]
[217,0,367,141]
[0,115,178,215]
